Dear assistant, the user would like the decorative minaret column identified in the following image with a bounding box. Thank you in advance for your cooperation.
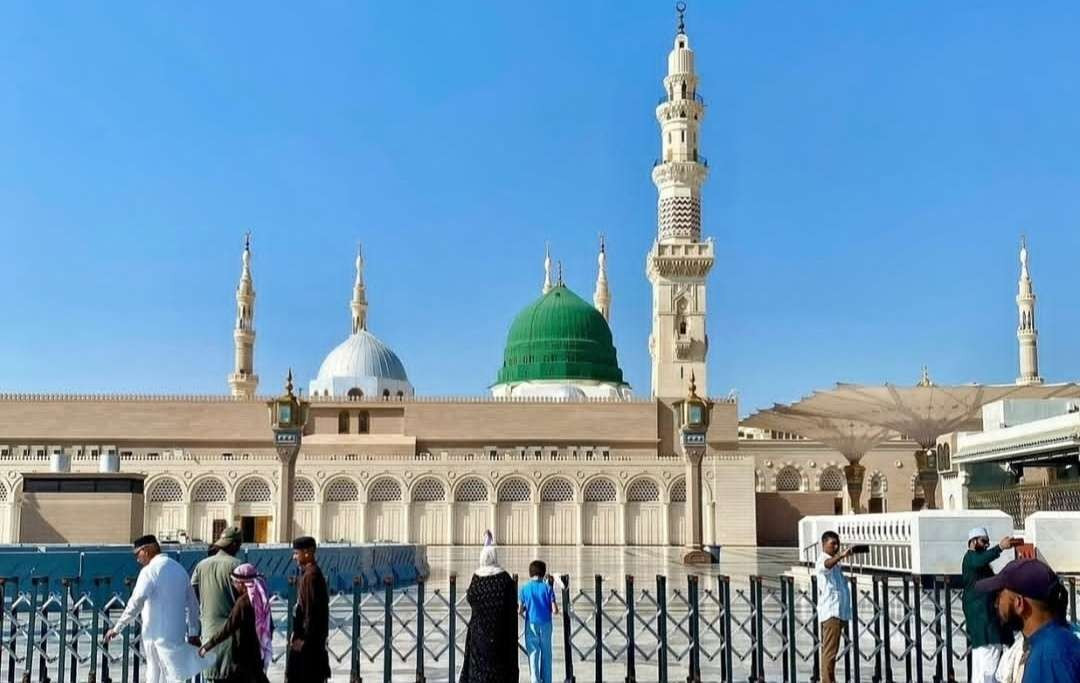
[593,235,611,322]
[228,233,258,398]
[1016,237,1043,385]
[678,373,713,565]
[542,244,554,295]
[647,4,715,399]
[351,245,368,333]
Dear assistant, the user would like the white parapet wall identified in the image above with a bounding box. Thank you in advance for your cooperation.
[798,510,1015,575]
[1026,511,1080,573]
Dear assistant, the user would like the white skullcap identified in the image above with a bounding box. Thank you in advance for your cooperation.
[967,527,990,542]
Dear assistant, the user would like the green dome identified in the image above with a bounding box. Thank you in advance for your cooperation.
[496,285,625,385]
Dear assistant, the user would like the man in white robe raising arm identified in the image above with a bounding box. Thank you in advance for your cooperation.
[105,534,203,683]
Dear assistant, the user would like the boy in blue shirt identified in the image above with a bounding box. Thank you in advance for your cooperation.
[519,560,558,683]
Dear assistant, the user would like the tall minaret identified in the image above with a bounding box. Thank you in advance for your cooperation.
[593,235,611,321]
[351,244,368,333]
[542,244,554,294]
[646,4,715,398]
[228,233,259,397]
[1016,237,1042,385]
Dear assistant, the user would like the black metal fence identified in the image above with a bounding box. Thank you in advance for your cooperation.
[2,571,1077,682]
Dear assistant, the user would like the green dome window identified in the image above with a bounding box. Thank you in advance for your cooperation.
[495,285,626,386]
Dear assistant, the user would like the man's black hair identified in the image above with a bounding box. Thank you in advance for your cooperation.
[529,560,547,578]
[821,530,840,544]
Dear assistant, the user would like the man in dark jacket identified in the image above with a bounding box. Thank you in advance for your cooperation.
[285,536,330,683]
[962,527,1014,683]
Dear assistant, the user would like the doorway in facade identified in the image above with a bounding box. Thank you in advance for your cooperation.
[240,516,271,543]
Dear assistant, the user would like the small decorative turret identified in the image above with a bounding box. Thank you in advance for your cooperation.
[351,244,368,334]
[228,233,258,398]
[1016,236,1043,385]
[593,235,611,322]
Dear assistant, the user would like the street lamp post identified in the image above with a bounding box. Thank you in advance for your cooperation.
[268,370,310,543]
[677,374,713,565]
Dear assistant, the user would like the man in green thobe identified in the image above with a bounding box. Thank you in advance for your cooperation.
[961,526,1015,683]
[192,526,244,682]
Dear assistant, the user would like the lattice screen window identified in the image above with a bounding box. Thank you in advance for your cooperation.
[820,468,845,492]
[626,479,660,502]
[148,478,183,503]
[455,478,488,502]
[325,479,359,502]
[498,479,531,502]
[540,479,574,502]
[775,467,802,492]
[412,479,446,502]
[670,478,687,503]
[369,479,402,502]
[583,478,617,502]
[236,478,272,502]
[192,478,227,502]
[870,474,886,497]
[294,478,316,502]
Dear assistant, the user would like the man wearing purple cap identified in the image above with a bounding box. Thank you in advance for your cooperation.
[976,557,1080,682]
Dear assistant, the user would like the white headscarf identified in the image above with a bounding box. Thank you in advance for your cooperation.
[474,529,505,577]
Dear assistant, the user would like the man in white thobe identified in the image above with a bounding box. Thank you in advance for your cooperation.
[105,535,202,683]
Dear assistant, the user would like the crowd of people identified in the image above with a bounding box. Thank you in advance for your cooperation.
[816,527,1080,683]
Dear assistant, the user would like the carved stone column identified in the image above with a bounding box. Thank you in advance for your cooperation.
[682,445,711,564]
[274,443,299,543]
[843,463,866,514]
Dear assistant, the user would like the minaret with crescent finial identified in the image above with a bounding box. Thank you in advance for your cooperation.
[1016,236,1043,385]
[228,233,259,398]
[593,235,611,322]
[542,243,554,295]
[647,2,715,398]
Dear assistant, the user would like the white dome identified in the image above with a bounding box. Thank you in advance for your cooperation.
[309,330,413,398]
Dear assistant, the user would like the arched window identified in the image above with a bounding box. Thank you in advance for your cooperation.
[338,410,350,434]
[148,477,183,503]
[294,478,316,502]
[382,389,390,400]
[497,479,531,502]
[819,468,845,492]
[678,319,687,336]
[368,478,402,502]
[455,478,488,503]
[670,478,686,503]
[325,478,359,502]
[583,478,617,502]
[396,390,404,400]
[412,479,446,502]
[236,478,272,503]
[540,479,574,502]
[775,467,802,492]
[681,81,687,98]
[626,479,660,502]
[347,387,363,400]
[192,478,227,503]
[358,411,369,434]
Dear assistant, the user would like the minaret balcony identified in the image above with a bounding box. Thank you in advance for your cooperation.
[657,93,705,106]
[674,338,693,360]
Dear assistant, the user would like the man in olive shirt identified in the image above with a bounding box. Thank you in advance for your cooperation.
[191,526,244,682]
[961,527,1014,683]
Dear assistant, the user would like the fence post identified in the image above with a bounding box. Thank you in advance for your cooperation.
[880,576,893,683]
[943,578,955,683]
[720,576,733,683]
[871,576,882,683]
[22,576,43,683]
[101,577,113,683]
[285,576,297,675]
[687,575,701,683]
[415,578,426,683]
[122,577,136,683]
[849,575,860,683]
[88,578,101,683]
[0,578,8,683]
[383,577,393,683]
[1069,577,1077,624]
[593,574,603,683]
[753,575,766,682]
[449,573,458,683]
[932,578,943,683]
[560,574,574,683]
[351,576,362,683]
[657,575,668,683]
[913,576,924,683]
[785,576,798,683]
[625,575,636,683]
[902,576,912,683]
[811,575,820,683]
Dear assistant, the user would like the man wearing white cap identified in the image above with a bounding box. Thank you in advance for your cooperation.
[961,526,1015,682]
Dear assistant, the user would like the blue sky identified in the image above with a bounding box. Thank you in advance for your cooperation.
[4,2,1080,415]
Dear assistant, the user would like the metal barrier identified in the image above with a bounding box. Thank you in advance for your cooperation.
[1,571,1077,682]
